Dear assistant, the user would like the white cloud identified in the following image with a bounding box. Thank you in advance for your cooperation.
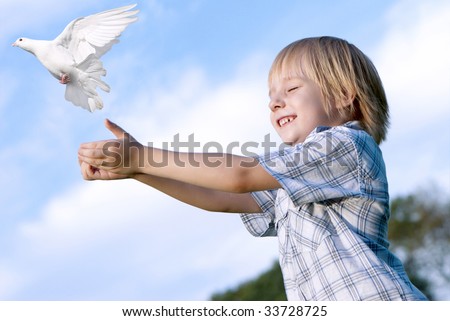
[12,178,277,299]
[373,0,450,197]
[375,0,450,131]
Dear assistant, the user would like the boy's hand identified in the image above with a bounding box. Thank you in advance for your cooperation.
[78,119,143,179]
[79,160,129,180]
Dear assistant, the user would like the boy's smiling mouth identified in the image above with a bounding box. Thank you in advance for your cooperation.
[278,115,297,127]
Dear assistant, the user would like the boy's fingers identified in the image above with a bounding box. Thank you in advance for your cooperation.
[78,154,105,168]
[105,118,137,142]
[105,118,126,139]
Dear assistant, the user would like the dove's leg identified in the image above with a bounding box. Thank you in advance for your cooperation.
[59,73,71,84]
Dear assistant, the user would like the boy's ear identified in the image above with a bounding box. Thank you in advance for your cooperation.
[336,91,355,109]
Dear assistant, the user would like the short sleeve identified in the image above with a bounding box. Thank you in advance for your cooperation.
[240,189,278,237]
[258,128,361,207]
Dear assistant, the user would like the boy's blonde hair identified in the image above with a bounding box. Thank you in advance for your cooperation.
[269,36,389,144]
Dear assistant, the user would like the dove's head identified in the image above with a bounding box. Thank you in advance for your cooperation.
[12,37,34,53]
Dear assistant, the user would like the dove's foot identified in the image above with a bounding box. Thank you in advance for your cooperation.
[59,73,71,84]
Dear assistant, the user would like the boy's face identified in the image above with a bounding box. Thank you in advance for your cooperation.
[269,76,334,145]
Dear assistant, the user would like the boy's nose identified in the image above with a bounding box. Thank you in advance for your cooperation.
[269,97,286,111]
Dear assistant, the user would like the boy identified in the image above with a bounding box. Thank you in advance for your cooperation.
[78,36,427,300]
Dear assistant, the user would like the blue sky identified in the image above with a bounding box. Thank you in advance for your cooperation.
[0,0,449,300]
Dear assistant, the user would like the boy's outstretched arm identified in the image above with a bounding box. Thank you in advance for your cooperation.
[79,160,262,213]
[78,119,278,213]
[133,173,264,213]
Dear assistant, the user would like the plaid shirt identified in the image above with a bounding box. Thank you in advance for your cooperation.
[241,122,427,301]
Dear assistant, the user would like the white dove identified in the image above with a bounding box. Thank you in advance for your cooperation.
[12,4,139,112]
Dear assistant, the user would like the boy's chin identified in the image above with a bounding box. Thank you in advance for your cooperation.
[276,129,306,145]
[282,140,295,146]
[281,135,303,146]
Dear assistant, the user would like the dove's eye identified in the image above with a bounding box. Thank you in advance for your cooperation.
[19,38,23,41]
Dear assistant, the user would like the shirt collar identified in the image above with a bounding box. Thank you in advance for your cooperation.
[314,120,363,134]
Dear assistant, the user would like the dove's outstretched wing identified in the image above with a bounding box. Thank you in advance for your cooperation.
[54,4,139,64]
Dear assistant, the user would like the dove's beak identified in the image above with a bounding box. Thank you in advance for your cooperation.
[12,42,17,47]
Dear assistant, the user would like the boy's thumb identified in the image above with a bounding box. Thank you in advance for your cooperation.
[105,119,126,139]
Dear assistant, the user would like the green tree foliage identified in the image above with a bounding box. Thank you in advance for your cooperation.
[211,186,450,300]
[388,187,450,300]
[211,262,287,301]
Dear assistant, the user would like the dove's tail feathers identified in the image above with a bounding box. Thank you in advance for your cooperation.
[65,82,101,112]
[81,55,110,92]
[65,55,110,112]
